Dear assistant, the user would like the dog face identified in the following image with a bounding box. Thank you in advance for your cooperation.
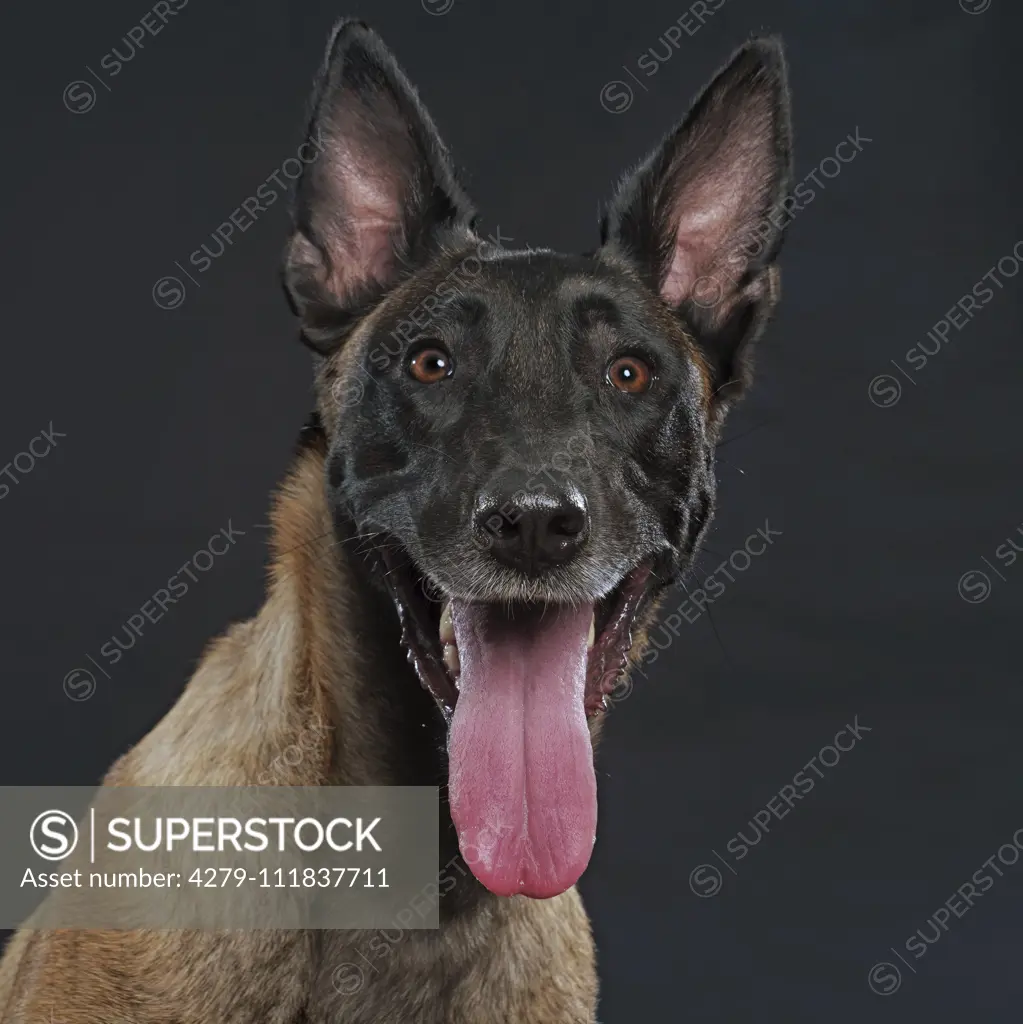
[284,21,792,900]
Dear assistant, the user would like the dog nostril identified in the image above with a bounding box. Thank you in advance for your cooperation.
[480,511,519,542]
[549,509,586,540]
[495,514,521,535]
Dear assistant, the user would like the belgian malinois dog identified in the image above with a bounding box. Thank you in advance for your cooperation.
[0,18,792,1023]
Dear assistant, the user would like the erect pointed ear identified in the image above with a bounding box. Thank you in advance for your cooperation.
[284,20,475,351]
[601,38,792,415]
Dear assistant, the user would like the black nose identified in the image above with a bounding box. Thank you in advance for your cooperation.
[474,482,589,573]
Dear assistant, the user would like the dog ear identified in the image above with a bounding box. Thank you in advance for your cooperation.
[601,38,792,415]
[284,20,474,349]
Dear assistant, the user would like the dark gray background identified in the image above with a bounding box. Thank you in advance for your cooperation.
[2,0,1022,1020]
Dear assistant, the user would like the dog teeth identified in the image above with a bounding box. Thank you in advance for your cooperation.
[440,602,455,645]
[440,604,459,682]
[587,616,596,649]
[443,643,460,678]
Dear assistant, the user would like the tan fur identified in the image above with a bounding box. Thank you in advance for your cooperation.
[0,438,598,1024]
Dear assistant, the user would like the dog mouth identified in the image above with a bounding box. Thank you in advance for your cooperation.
[379,549,653,718]
[379,546,654,900]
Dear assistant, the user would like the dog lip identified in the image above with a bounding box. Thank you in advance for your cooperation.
[583,562,653,716]
[379,546,459,717]
[419,557,640,607]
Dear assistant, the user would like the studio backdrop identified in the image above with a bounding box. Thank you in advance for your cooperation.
[1,1,1021,1020]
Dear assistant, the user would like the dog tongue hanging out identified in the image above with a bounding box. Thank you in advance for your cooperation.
[283,21,793,899]
[448,601,597,897]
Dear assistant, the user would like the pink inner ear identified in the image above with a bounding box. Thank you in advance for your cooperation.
[330,172,400,298]
[318,126,408,301]
[658,101,774,310]
[661,206,734,307]
[661,177,759,309]
[660,241,696,307]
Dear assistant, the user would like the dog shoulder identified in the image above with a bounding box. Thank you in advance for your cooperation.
[102,614,328,788]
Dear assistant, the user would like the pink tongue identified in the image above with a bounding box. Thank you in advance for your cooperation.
[447,601,597,899]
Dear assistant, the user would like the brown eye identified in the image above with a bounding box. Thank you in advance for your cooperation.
[408,346,454,384]
[606,355,652,394]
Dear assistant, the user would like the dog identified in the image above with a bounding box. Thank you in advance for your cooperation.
[0,18,792,1023]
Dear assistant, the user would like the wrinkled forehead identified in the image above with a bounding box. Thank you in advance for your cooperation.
[473,248,648,315]
[384,247,653,351]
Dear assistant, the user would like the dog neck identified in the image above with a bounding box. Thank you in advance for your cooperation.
[262,423,486,913]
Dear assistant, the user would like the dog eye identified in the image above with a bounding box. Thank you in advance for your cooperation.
[408,346,454,384]
[606,355,652,394]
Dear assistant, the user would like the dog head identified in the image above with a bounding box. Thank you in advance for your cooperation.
[284,20,792,899]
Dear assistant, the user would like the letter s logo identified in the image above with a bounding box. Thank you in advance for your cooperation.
[30,810,79,861]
